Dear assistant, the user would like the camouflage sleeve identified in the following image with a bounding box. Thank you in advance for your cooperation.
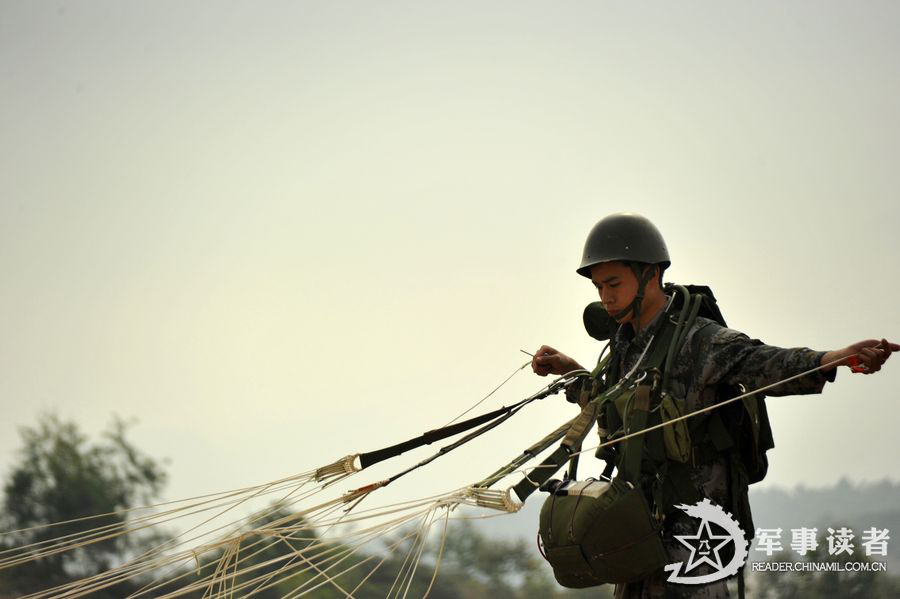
[565,378,584,404]
[694,325,836,397]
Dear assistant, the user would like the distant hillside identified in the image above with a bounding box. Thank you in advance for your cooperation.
[749,478,900,568]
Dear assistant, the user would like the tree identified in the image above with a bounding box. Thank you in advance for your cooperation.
[0,414,167,597]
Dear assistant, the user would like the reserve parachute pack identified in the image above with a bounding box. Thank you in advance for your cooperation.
[515,283,773,589]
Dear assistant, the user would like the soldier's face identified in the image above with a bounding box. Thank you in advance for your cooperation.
[589,261,639,323]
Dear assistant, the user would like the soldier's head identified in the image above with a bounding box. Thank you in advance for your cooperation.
[587,261,664,324]
[577,213,670,328]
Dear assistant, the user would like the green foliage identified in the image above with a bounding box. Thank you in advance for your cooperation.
[0,414,167,597]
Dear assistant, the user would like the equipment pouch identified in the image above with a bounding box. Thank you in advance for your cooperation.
[538,477,668,588]
[659,394,691,463]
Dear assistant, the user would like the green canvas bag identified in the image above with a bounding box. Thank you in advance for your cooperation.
[538,477,668,587]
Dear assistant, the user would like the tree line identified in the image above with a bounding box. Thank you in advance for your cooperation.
[1,415,897,598]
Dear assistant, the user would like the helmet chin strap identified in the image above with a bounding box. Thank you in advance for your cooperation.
[609,263,657,330]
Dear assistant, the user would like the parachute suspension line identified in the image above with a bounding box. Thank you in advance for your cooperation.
[505,351,855,502]
[204,502,355,599]
[127,479,333,599]
[334,370,586,511]
[401,509,445,599]
[465,487,522,513]
[421,509,450,599]
[387,510,432,599]
[443,359,532,426]
[315,455,362,484]
[7,472,375,596]
[4,362,570,596]
[0,470,319,540]
[156,501,427,599]
[473,417,575,489]
[276,497,460,599]
[0,472,321,572]
[3,367,599,599]
[239,480,374,599]
[0,354,545,589]
[168,489,471,599]
[564,354,855,463]
[334,527,431,599]
[0,486,278,569]
[191,485,479,599]
[124,476,327,598]
[18,479,353,599]
[46,515,271,598]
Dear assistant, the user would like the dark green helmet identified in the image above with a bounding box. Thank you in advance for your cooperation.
[576,213,670,278]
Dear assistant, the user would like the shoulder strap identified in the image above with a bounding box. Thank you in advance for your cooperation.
[619,384,652,484]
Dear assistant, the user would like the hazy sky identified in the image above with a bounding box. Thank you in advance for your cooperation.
[2,1,899,514]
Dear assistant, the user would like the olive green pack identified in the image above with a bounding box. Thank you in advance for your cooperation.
[539,478,668,587]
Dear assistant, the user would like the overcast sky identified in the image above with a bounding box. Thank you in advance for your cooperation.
[2,1,899,515]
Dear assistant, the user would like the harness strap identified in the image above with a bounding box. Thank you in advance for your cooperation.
[563,402,601,481]
[474,417,575,489]
[359,398,538,469]
[512,387,607,501]
[620,384,651,484]
[512,445,571,502]
[562,401,601,449]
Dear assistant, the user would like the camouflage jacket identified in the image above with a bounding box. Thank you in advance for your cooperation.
[573,310,836,599]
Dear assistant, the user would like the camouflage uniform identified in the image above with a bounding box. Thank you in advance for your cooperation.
[576,312,836,599]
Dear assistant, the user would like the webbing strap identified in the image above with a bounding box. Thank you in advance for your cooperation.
[510,393,606,502]
[563,399,603,479]
[474,417,575,489]
[359,400,529,469]
[620,384,651,484]
[513,293,684,501]
[643,314,678,376]
[562,401,600,449]
[512,445,570,502]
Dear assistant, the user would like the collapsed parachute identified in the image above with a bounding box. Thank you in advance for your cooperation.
[0,285,856,598]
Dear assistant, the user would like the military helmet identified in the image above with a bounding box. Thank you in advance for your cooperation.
[576,213,670,278]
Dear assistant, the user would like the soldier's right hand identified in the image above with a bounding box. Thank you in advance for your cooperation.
[531,345,583,377]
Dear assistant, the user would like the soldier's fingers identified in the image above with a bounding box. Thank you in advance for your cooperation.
[861,348,884,373]
[852,339,881,352]
[860,347,881,361]
[879,339,891,363]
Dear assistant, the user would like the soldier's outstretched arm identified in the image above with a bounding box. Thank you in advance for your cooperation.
[820,338,899,374]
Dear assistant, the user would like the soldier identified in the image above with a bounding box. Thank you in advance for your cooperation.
[531,213,897,599]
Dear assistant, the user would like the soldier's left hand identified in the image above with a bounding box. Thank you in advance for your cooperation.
[845,338,900,374]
